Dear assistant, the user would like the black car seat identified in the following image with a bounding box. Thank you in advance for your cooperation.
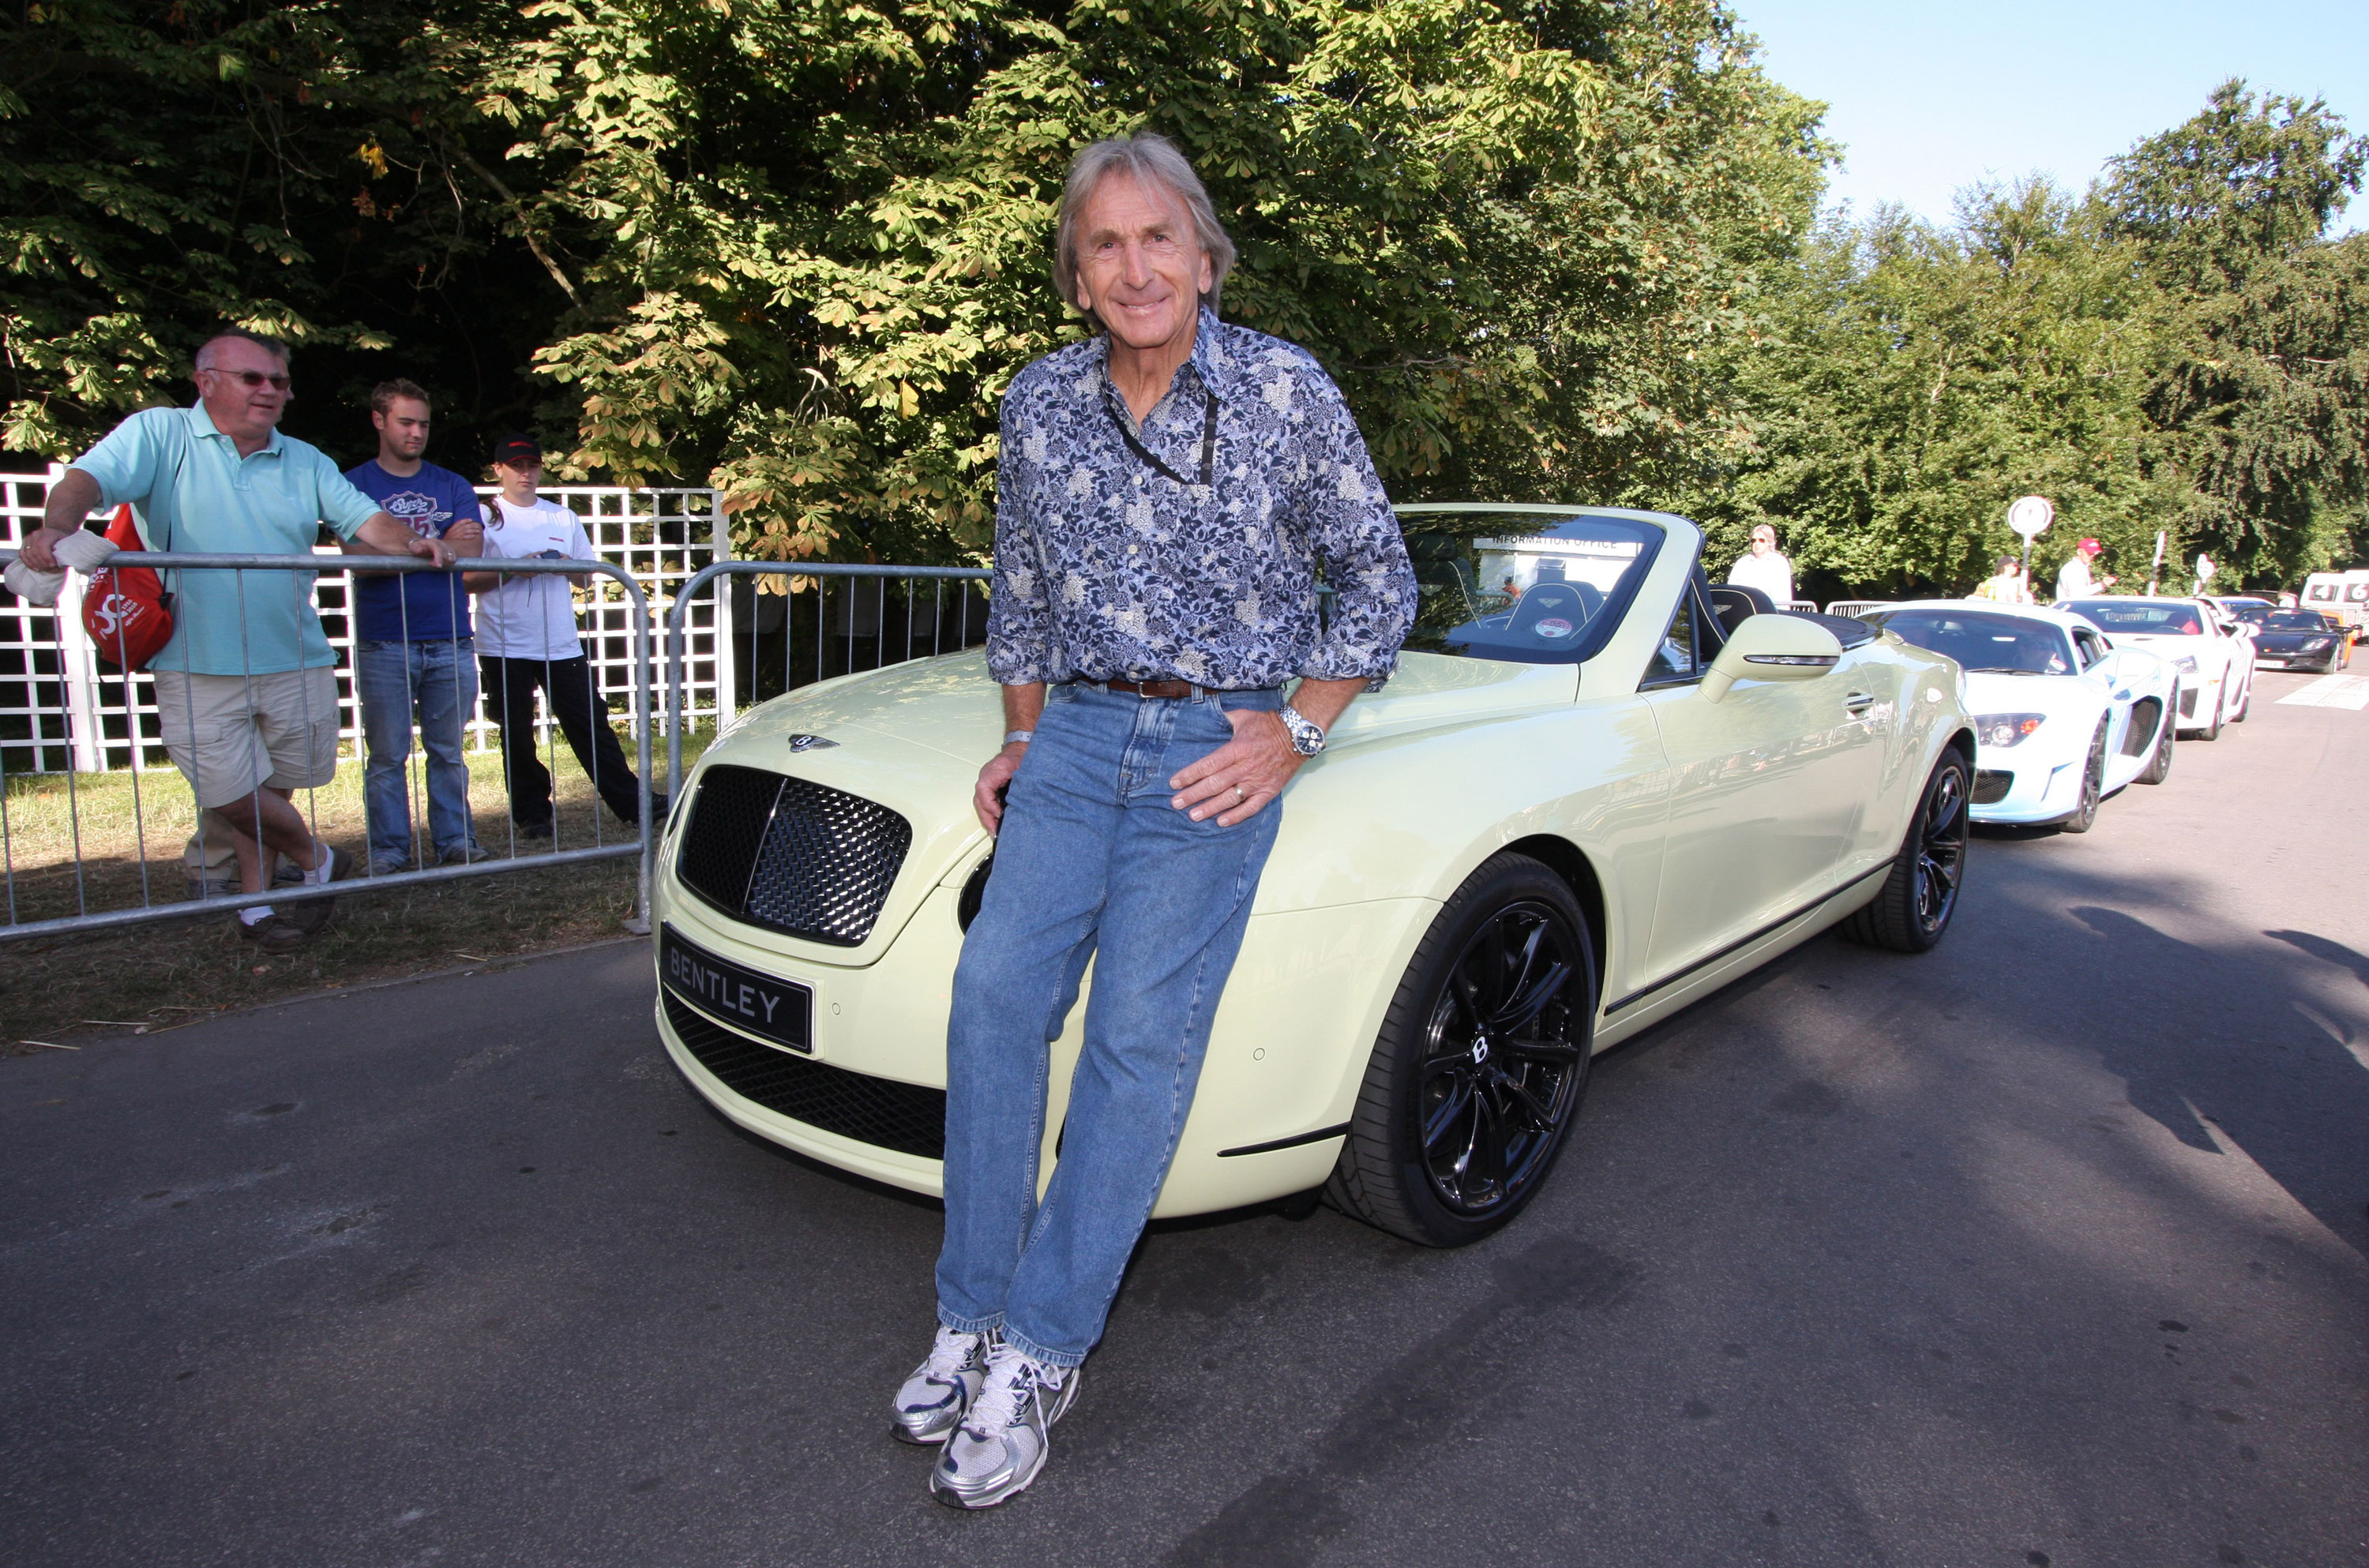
[1507,580,1603,643]
[1707,583,1775,636]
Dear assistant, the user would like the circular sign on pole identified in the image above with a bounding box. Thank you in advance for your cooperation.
[2007,495,2056,539]
[2196,553,2217,583]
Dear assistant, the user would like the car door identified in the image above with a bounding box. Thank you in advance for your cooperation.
[1639,583,1888,983]
[2074,624,2149,786]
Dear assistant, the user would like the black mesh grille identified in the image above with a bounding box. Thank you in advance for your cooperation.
[677,764,913,946]
[677,765,783,913]
[1973,769,2012,805]
[665,992,945,1159]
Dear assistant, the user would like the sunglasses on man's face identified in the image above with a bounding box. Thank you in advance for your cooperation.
[205,368,292,392]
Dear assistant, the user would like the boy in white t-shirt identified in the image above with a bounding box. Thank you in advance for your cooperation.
[463,434,666,839]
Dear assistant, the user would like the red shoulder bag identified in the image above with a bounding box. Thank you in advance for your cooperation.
[81,505,176,671]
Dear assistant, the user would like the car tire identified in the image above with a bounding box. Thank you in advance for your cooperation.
[1841,749,1969,955]
[2198,682,2223,741]
[2232,671,2252,722]
[1327,852,1597,1248]
[2137,707,2175,785]
[2057,720,2108,833]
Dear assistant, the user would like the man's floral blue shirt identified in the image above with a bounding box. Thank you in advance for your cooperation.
[986,308,1417,690]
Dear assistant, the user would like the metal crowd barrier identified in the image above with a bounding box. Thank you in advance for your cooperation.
[0,551,655,943]
[663,562,994,788]
[1825,600,1892,619]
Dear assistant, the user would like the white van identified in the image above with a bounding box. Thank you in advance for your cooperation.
[2298,571,2369,635]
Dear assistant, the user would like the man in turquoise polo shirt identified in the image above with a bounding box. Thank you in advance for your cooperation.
[19,328,459,950]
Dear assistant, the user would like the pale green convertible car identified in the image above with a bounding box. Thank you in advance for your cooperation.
[651,506,1975,1246]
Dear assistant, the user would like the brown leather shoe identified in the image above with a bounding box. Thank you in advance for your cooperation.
[283,846,357,937]
[237,913,310,953]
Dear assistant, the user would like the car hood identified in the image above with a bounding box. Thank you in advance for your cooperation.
[2103,632,2218,662]
[678,651,1576,962]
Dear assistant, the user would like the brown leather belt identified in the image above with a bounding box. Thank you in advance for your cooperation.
[1091,677,1198,700]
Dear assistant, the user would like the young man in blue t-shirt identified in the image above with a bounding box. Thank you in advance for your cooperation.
[342,380,490,873]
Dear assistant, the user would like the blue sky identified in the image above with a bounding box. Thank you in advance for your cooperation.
[1734,0,2368,231]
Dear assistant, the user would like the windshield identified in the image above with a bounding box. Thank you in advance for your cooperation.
[2232,605,2272,625]
[1399,510,1663,664]
[1860,608,2074,674]
[2062,600,2203,635]
[2266,612,2331,631]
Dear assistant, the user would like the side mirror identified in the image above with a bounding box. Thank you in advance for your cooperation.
[1702,614,1845,703]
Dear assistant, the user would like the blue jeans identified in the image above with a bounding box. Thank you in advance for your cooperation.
[355,637,479,868]
[937,682,1285,1367]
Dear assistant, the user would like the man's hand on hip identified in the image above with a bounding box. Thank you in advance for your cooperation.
[1170,707,1301,826]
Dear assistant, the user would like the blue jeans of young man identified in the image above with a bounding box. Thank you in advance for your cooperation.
[937,682,1285,1368]
[355,637,480,869]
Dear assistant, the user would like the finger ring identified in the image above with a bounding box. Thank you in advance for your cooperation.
[1233,785,1246,803]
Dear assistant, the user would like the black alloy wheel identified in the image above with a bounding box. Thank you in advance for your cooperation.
[1329,853,1597,1247]
[1843,750,1970,954]
[2058,720,2108,834]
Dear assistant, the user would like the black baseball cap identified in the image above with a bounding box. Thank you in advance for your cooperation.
[490,433,543,466]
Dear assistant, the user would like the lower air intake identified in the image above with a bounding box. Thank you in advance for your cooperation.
[664,992,945,1159]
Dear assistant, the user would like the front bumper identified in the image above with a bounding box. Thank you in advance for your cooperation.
[1969,747,2083,823]
[651,872,1438,1217]
[2172,673,2224,731]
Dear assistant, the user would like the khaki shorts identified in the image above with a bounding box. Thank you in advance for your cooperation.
[153,667,342,810]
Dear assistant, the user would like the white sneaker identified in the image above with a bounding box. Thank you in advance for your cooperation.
[891,1326,993,1446]
[929,1344,1079,1509]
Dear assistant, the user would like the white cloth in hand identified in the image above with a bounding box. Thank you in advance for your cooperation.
[5,530,117,606]
[5,558,65,606]
[52,530,119,572]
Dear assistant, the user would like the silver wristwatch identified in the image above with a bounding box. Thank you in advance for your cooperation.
[1277,703,1326,756]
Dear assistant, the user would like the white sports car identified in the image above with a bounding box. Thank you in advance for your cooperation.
[2058,597,2255,740]
[651,505,1977,1246]
[1856,601,2178,830]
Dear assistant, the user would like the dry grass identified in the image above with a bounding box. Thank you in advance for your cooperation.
[2,728,708,1052]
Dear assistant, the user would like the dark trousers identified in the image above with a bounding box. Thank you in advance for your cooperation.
[479,652,646,827]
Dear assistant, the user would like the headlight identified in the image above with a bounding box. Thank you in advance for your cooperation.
[2305,637,2333,650]
[2173,655,2199,673]
[1974,713,2045,748]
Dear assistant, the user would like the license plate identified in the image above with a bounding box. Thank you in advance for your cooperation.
[659,925,813,1053]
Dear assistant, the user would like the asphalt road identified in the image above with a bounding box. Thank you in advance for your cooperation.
[6,670,2367,1568]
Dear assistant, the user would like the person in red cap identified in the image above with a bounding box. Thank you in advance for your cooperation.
[2055,537,2116,601]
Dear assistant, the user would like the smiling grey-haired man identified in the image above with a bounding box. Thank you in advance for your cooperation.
[889,133,1416,1508]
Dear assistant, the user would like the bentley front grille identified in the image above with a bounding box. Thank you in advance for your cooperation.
[676,763,914,946]
[664,992,945,1159]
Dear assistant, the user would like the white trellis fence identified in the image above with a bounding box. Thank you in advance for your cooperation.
[1,465,734,775]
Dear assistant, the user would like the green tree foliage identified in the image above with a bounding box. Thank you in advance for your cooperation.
[1677,182,2182,596]
[4,0,1822,563]
[2104,82,2369,584]
[0,0,563,458]
[6,13,2365,597]
[501,0,1825,561]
